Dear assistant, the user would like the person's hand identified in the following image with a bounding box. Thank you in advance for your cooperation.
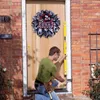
[60,54,67,61]
[57,54,67,64]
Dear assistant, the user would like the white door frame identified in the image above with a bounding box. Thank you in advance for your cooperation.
[65,0,72,93]
[22,0,72,96]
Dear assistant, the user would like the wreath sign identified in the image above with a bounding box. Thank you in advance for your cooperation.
[32,10,60,38]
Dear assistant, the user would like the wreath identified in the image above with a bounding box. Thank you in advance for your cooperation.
[32,10,60,38]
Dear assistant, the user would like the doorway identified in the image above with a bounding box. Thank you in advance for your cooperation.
[26,0,66,90]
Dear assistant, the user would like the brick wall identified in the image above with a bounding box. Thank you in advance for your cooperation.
[0,0,22,99]
[71,0,100,96]
[0,0,100,99]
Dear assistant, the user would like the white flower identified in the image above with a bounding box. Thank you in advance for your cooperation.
[3,68,7,72]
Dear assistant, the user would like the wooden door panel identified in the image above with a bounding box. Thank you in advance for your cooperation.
[27,0,65,88]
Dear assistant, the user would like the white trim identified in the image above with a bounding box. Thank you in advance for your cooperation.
[65,0,72,92]
[22,0,27,96]
[22,0,72,96]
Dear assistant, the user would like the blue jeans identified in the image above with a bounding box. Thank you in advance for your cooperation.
[35,91,60,100]
[35,80,60,100]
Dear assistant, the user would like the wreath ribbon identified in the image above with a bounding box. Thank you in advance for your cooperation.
[32,10,60,38]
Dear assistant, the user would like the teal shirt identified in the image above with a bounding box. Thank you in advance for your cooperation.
[36,57,57,83]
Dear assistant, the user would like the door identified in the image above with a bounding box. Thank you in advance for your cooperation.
[26,0,66,90]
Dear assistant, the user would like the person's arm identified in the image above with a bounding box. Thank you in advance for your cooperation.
[54,54,67,74]
[54,54,67,69]
[54,55,66,82]
[52,66,65,82]
[54,74,65,82]
[58,54,67,64]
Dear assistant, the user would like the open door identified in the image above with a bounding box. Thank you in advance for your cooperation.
[26,0,67,91]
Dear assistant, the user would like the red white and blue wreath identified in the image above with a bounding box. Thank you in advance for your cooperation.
[32,10,60,38]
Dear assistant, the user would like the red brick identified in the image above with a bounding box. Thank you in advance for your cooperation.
[0,0,100,98]
[71,0,80,3]
[72,0,100,96]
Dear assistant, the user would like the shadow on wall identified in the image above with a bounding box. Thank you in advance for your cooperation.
[0,13,22,100]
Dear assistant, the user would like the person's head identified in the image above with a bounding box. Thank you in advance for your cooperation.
[49,46,61,61]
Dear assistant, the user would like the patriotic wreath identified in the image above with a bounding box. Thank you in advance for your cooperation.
[32,10,60,38]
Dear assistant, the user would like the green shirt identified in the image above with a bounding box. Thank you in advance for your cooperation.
[36,57,57,83]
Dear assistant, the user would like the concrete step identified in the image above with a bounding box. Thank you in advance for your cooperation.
[23,93,92,100]
[58,94,92,100]
[58,93,74,100]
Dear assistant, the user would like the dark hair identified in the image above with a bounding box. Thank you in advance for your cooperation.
[49,46,60,56]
